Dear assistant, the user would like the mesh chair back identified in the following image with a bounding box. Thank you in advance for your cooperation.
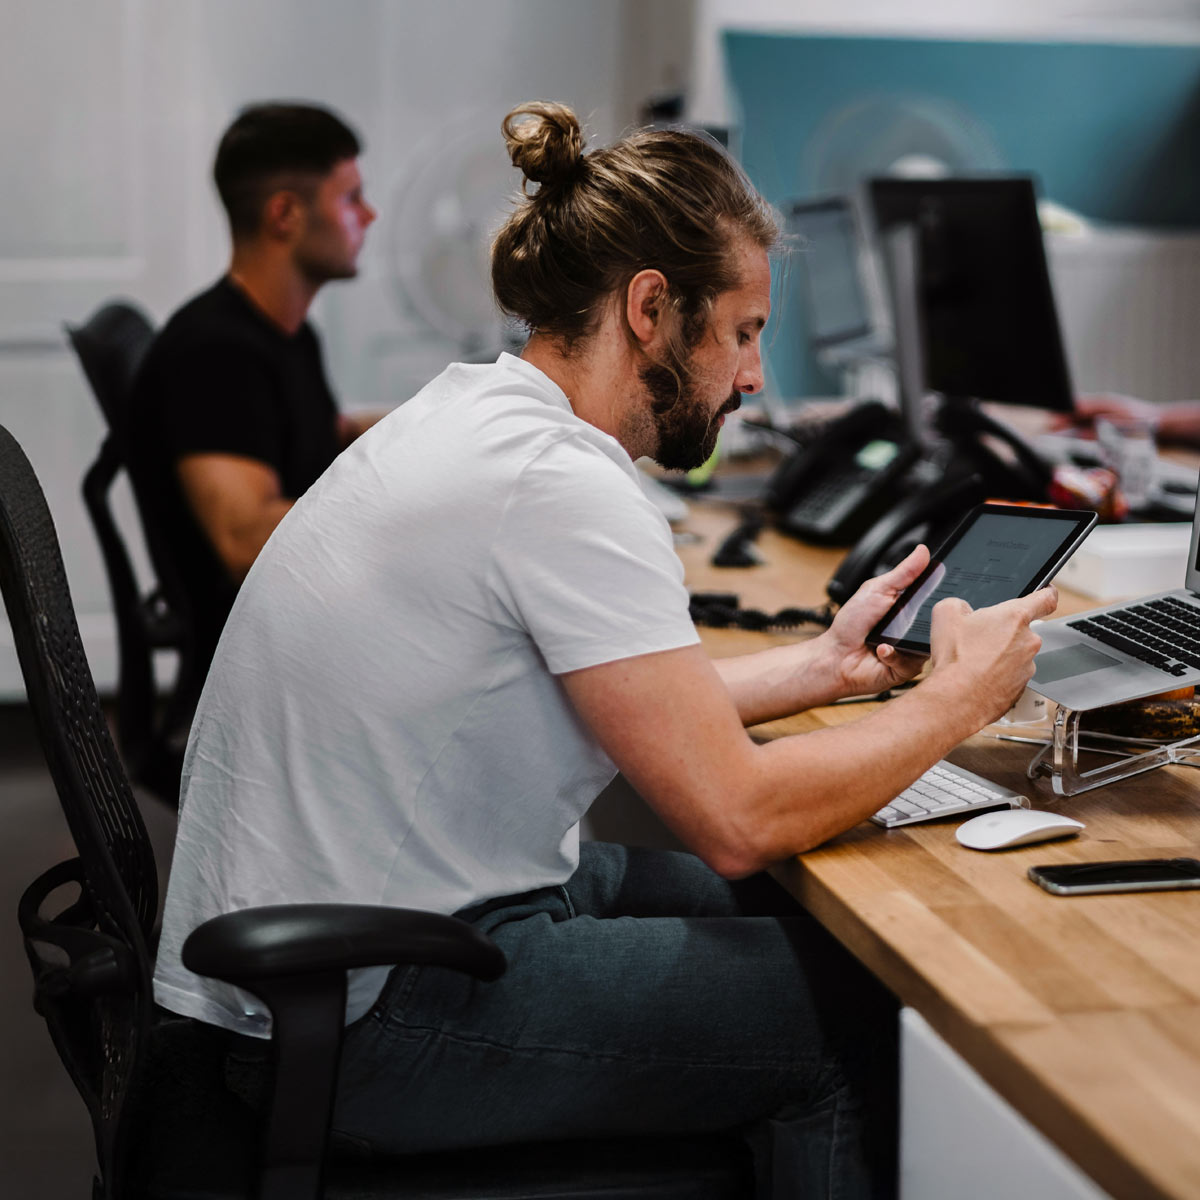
[1,424,158,1196]
[67,301,198,804]
[65,301,153,446]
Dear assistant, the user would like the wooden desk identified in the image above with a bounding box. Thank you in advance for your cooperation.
[676,499,1200,1200]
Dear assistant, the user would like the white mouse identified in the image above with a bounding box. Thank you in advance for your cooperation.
[956,808,1085,852]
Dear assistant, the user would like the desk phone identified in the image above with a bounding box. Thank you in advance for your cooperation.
[765,401,919,545]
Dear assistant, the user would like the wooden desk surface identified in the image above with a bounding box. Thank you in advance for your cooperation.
[676,498,1200,1200]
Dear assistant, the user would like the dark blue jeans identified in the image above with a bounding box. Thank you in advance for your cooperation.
[333,843,898,1199]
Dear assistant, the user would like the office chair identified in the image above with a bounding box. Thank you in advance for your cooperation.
[65,301,199,805]
[2,422,752,1199]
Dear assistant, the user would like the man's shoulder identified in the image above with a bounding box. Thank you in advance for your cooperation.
[132,281,279,408]
[402,358,633,486]
[443,356,623,445]
[154,278,266,353]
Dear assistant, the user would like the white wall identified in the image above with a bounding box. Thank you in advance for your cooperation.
[0,0,692,697]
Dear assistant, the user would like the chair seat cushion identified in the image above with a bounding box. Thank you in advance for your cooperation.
[128,1015,752,1200]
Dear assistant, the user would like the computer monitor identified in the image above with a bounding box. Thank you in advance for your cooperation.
[868,177,1074,413]
[787,197,875,349]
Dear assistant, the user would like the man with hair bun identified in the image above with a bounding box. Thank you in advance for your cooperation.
[153,101,1056,1198]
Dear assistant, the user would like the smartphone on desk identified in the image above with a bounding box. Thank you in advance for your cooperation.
[1029,858,1200,896]
[865,502,1097,656]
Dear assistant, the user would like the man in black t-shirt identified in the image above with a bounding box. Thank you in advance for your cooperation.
[128,102,377,670]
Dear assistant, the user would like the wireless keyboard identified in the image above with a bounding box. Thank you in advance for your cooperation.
[871,760,1030,828]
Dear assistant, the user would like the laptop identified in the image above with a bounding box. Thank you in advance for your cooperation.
[1031,492,1200,712]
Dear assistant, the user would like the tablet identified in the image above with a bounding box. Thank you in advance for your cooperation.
[866,503,1097,656]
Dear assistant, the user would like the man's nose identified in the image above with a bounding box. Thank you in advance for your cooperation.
[737,349,763,395]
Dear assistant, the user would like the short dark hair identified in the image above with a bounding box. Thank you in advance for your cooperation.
[213,102,362,237]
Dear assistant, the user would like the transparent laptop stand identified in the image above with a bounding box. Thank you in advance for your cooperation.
[1023,703,1200,796]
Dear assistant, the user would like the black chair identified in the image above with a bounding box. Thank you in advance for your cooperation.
[65,301,199,805]
[2,422,752,1199]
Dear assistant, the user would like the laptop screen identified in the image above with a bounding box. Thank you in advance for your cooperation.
[1187,488,1200,590]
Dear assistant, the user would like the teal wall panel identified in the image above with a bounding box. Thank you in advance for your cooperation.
[725,33,1200,397]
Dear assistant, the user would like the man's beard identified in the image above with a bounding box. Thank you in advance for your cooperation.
[639,348,741,471]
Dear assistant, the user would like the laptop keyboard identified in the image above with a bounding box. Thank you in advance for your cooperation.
[871,760,1028,828]
[1067,596,1200,678]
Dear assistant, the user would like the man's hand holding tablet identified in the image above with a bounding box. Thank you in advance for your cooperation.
[833,503,1093,723]
[924,585,1061,721]
[866,504,1095,656]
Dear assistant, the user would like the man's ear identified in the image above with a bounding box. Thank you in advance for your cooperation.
[625,269,669,348]
[262,189,305,241]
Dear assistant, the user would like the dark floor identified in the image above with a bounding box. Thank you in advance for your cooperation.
[0,703,178,1198]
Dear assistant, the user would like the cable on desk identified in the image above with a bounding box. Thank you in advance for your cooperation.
[710,513,764,567]
[688,591,834,632]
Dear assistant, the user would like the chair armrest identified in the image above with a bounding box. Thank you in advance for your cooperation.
[182,902,505,984]
[180,903,506,1200]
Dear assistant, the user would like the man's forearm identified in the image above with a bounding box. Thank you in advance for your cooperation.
[618,661,990,880]
[731,670,985,866]
[1156,403,1200,446]
[711,633,858,726]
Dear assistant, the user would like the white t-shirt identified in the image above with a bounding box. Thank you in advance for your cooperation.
[153,353,700,1035]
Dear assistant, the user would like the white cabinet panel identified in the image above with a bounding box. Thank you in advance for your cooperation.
[901,1009,1111,1200]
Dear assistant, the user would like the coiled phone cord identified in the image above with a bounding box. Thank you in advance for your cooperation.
[688,591,834,632]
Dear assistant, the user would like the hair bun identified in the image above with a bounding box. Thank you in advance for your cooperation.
[502,101,584,188]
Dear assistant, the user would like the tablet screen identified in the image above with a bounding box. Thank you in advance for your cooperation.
[868,504,1096,654]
